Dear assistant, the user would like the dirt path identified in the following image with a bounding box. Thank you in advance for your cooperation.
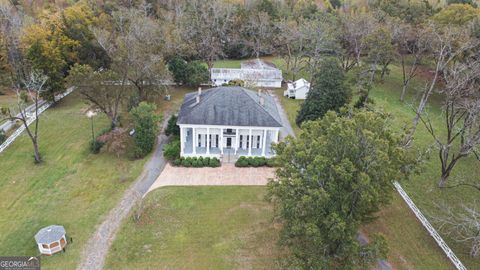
[268,90,295,139]
[76,116,171,270]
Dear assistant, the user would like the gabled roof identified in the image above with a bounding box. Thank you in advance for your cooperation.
[177,86,282,127]
[288,78,310,90]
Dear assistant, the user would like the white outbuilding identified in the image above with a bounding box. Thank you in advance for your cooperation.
[35,225,67,255]
[211,59,283,88]
[284,78,311,99]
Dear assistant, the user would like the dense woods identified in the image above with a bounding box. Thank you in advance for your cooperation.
[1,0,480,268]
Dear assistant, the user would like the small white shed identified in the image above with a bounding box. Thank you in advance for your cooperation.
[284,78,311,99]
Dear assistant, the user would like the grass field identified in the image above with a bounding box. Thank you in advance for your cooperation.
[105,186,281,270]
[0,86,194,269]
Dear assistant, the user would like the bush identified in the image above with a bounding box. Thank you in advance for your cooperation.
[266,157,280,167]
[191,159,199,167]
[182,157,192,167]
[185,61,209,86]
[249,157,260,167]
[165,115,180,136]
[235,156,249,167]
[90,140,105,154]
[173,158,182,166]
[198,156,204,166]
[255,157,267,166]
[203,157,211,166]
[131,102,161,158]
[163,139,180,161]
[0,130,6,144]
[209,157,221,167]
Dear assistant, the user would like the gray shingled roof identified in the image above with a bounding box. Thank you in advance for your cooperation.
[35,225,66,244]
[177,86,282,127]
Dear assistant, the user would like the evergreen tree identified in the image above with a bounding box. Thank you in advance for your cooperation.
[131,102,161,158]
[296,58,351,126]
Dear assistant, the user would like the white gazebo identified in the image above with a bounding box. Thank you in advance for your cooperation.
[35,225,67,255]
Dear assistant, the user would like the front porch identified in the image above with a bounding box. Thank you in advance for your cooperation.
[179,125,279,159]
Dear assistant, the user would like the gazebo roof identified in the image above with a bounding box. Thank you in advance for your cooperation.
[35,225,66,244]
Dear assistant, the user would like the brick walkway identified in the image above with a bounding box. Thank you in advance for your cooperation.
[147,163,276,194]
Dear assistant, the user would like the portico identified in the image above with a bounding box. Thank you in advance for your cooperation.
[176,86,283,159]
[179,125,279,158]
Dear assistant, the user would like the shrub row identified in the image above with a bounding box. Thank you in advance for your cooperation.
[235,156,279,167]
[173,156,221,168]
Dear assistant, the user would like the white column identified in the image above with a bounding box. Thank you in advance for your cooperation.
[192,127,196,155]
[220,127,224,154]
[235,128,239,154]
[248,128,252,156]
[180,127,185,155]
[206,127,210,155]
[274,129,279,143]
[262,129,267,156]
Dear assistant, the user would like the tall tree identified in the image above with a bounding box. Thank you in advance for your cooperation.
[178,0,233,69]
[0,71,48,163]
[296,58,350,126]
[419,60,480,188]
[404,22,479,146]
[67,64,130,128]
[268,110,415,269]
[93,8,170,101]
[22,11,79,101]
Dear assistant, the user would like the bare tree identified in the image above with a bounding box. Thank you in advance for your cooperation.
[241,10,276,58]
[404,22,479,146]
[0,71,47,163]
[391,21,429,102]
[67,64,130,128]
[336,12,377,72]
[433,202,480,258]
[178,0,233,69]
[93,8,170,101]
[419,60,480,187]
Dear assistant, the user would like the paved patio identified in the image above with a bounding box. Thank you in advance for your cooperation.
[146,163,276,194]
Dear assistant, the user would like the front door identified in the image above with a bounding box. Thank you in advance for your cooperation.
[226,137,232,148]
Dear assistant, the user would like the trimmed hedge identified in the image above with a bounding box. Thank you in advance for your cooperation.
[173,156,221,168]
[235,156,278,167]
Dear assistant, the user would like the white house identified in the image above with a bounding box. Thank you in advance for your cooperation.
[211,59,283,88]
[177,86,282,159]
[284,78,311,99]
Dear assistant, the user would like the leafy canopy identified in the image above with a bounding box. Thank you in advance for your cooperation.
[269,110,416,269]
[296,58,351,126]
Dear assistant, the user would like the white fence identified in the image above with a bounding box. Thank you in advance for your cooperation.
[0,87,75,154]
[393,181,467,270]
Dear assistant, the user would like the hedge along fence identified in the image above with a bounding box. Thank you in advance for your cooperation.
[0,87,75,154]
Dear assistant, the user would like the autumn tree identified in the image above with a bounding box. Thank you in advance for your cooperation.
[67,64,130,128]
[0,71,48,163]
[433,4,480,26]
[22,11,79,101]
[268,110,416,269]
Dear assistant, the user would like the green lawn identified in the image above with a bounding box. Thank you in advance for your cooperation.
[105,186,281,270]
[0,86,196,269]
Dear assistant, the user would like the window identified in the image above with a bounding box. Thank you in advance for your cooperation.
[226,128,232,133]
[257,135,261,148]
[209,134,212,147]
[216,135,219,147]
[240,135,243,149]
[198,134,201,147]
[247,135,250,148]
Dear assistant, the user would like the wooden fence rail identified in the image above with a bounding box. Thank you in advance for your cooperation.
[0,87,75,154]
[393,181,467,270]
